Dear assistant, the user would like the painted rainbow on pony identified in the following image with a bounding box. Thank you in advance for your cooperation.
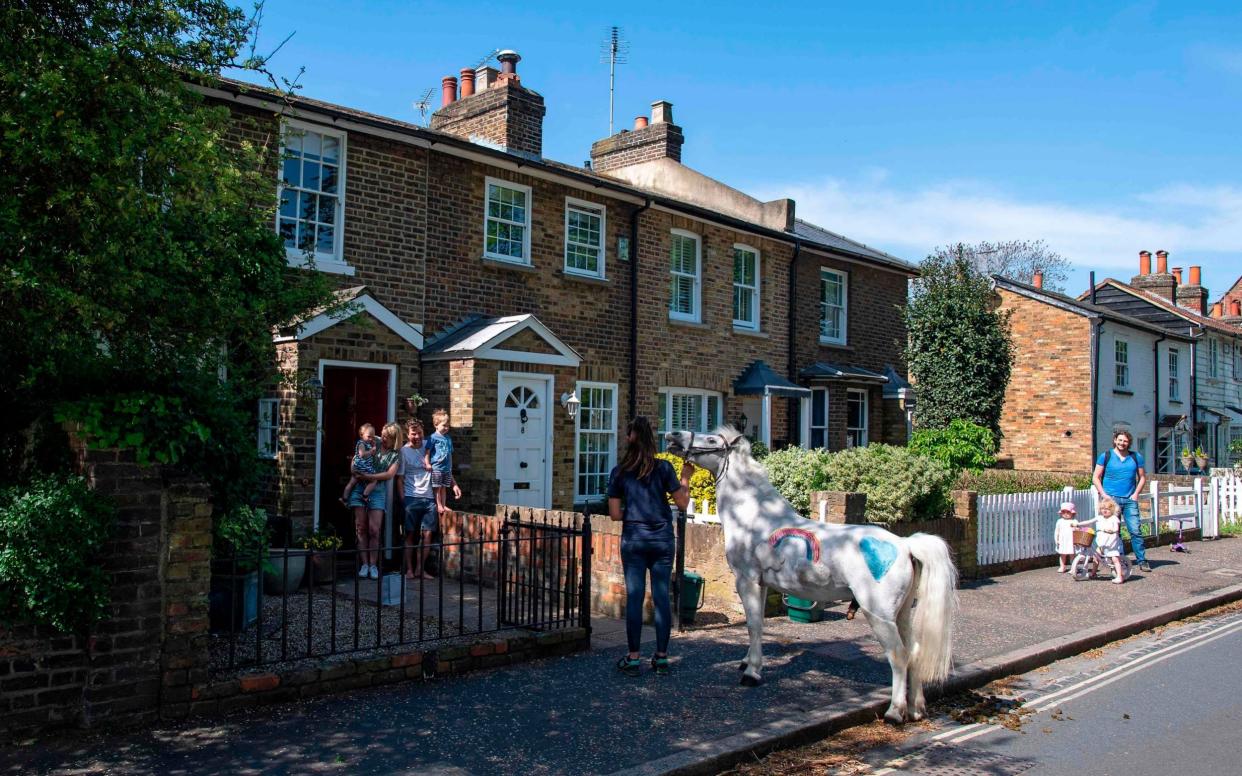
[769,527,821,564]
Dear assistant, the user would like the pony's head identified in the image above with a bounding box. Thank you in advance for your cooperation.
[664,426,749,479]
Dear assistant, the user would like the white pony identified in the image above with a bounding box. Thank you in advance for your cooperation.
[666,427,958,723]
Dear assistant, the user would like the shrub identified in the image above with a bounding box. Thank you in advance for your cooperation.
[762,446,832,514]
[656,452,715,505]
[955,469,1092,495]
[213,505,270,572]
[820,445,955,524]
[909,419,998,474]
[0,476,114,631]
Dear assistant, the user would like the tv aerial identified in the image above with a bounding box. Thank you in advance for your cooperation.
[413,88,434,125]
[600,26,630,135]
[475,48,502,69]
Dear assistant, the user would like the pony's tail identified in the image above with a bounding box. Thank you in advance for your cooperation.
[904,532,959,686]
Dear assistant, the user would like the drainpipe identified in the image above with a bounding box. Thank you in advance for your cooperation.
[786,238,802,444]
[1189,327,1199,457]
[1153,333,1165,471]
[628,198,652,420]
[1090,317,1103,471]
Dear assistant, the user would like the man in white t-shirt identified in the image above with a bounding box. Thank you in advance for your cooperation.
[397,419,460,579]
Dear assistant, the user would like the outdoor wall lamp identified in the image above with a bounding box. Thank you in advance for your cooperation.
[737,412,748,432]
[302,376,323,401]
[560,390,581,420]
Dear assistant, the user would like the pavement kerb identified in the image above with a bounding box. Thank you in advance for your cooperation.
[605,581,1242,776]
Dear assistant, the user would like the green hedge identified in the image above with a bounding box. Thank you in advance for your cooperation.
[656,452,716,505]
[0,476,114,631]
[955,468,1092,495]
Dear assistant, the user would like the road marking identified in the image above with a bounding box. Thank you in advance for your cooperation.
[870,614,1242,772]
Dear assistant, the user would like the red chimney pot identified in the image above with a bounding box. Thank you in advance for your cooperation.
[440,76,458,107]
[459,68,475,98]
[1189,265,1201,286]
[1139,250,1151,275]
[1172,267,1183,284]
[1232,300,1242,317]
[1155,250,1169,274]
[1032,270,1044,289]
[634,116,649,130]
[1212,302,1223,318]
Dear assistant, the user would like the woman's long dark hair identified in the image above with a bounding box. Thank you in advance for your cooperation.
[619,416,658,479]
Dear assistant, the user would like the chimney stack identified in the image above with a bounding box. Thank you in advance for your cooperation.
[590,99,685,173]
[1032,270,1044,289]
[1132,248,1177,300]
[1175,263,1208,315]
[431,49,546,158]
[440,76,458,107]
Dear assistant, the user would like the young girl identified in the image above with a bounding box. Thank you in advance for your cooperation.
[1076,496,1127,584]
[339,423,377,506]
[1054,501,1077,573]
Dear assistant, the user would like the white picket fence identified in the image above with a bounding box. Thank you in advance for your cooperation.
[1207,474,1242,537]
[683,498,719,523]
[976,487,1097,566]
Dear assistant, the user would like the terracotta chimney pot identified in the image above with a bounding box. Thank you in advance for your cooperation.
[1232,300,1242,317]
[1139,250,1151,275]
[1032,270,1044,289]
[634,116,649,130]
[1189,265,1201,285]
[440,76,458,107]
[1155,250,1169,274]
[1212,302,1223,317]
[1172,267,1183,284]
[459,68,475,98]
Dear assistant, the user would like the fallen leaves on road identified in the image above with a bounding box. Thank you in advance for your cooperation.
[717,719,923,775]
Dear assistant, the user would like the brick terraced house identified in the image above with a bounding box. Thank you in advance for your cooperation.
[994,273,1192,473]
[201,51,916,540]
[1083,252,1242,472]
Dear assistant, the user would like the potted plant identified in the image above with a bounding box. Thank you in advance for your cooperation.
[299,528,343,584]
[1231,438,1242,474]
[1194,446,1209,471]
[404,392,428,418]
[263,499,307,595]
[1180,447,1194,472]
[210,505,269,633]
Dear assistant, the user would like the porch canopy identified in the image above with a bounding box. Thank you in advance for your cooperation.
[731,360,809,448]
[799,361,890,384]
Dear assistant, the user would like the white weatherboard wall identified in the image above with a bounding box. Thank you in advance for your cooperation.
[1096,323,1164,465]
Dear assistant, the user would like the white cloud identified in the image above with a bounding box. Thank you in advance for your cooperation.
[759,175,1242,272]
[1189,44,1242,77]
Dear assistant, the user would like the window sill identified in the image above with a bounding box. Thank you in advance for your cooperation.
[481,256,538,273]
[733,326,768,339]
[668,318,709,330]
[557,270,610,286]
[1113,388,1134,395]
[286,254,356,276]
[818,340,854,351]
[1169,399,1183,405]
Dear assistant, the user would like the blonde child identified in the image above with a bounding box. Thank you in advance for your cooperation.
[1054,501,1077,573]
[424,409,455,515]
[1075,496,1127,584]
[340,423,378,506]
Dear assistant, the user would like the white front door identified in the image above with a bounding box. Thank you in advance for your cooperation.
[497,373,552,507]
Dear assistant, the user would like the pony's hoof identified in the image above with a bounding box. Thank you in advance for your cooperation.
[883,709,906,725]
[739,674,763,687]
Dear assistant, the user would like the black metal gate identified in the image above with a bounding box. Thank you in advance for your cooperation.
[498,511,591,633]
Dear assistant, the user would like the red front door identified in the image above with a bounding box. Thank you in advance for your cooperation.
[319,366,391,547]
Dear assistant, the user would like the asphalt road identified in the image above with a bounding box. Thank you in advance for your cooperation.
[868,609,1242,776]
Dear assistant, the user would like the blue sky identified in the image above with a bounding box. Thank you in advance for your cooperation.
[231,1,1242,299]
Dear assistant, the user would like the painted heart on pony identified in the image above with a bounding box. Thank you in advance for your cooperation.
[665,427,959,724]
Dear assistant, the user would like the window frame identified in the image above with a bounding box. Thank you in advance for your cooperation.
[1168,347,1181,401]
[573,381,617,501]
[1208,338,1219,379]
[668,229,702,323]
[846,388,868,448]
[809,388,830,449]
[483,176,533,265]
[277,119,351,275]
[1114,338,1130,389]
[563,197,607,279]
[257,398,280,459]
[819,267,849,346]
[732,243,761,331]
[657,387,722,435]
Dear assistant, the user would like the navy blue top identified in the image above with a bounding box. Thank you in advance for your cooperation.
[427,432,453,472]
[607,460,682,532]
[1096,449,1145,499]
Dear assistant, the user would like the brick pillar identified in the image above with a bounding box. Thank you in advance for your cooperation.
[810,491,868,524]
[951,490,979,578]
[159,476,213,720]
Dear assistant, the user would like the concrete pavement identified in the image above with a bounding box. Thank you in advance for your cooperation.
[5,536,1242,776]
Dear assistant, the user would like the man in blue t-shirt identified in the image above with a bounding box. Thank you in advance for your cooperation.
[1092,429,1150,571]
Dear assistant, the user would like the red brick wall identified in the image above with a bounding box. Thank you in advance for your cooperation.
[996,289,1093,471]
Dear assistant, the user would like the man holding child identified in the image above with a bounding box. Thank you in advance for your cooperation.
[1092,429,1151,572]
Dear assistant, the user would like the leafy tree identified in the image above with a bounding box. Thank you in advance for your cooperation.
[905,252,1014,438]
[909,419,997,474]
[930,240,1071,291]
[0,1,334,511]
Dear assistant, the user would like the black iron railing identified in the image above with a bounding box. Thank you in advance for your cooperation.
[209,512,591,672]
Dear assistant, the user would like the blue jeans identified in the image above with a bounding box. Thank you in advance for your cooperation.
[1115,496,1146,564]
[621,530,674,655]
